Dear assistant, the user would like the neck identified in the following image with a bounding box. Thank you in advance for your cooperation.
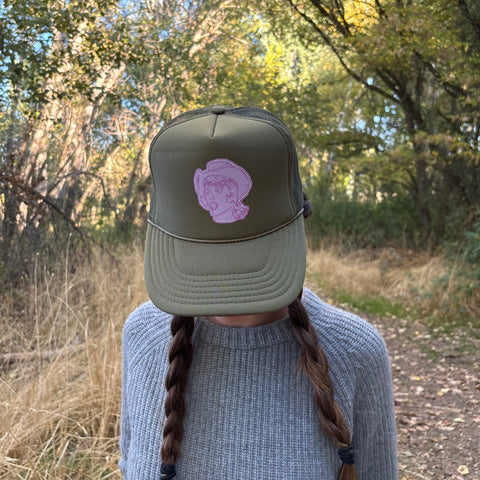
[208,307,289,327]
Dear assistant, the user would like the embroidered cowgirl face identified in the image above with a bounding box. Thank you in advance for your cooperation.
[193,159,252,224]
[203,176,236,215]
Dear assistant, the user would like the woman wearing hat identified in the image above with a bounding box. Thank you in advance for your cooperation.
[120,106,398,480]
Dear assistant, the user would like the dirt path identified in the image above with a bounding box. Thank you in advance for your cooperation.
[369,314,480,480]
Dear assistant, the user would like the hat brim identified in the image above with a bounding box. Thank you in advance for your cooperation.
[144,215,306,316]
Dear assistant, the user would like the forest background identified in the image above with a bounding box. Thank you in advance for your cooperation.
[2,0,480,314]
[0,0,479,479]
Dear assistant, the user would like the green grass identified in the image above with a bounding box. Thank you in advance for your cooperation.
[331,290,411,319]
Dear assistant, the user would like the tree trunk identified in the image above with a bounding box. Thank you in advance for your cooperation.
[1,183,19,266]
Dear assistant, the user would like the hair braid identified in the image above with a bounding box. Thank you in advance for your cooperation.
[161,315,195,467]
[288,298,358,480]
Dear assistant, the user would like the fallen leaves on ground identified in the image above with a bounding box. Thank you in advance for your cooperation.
[371,315,479,480]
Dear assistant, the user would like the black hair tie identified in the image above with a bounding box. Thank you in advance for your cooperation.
[338,444,355,465]
[160,463,176,479]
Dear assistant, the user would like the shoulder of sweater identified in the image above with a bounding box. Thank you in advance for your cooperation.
[123,301,172,354]
[302,287,389,366]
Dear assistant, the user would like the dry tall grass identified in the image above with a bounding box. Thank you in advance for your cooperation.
[306,243,480,321]
[0,246,147,479]
[0,244,477,479]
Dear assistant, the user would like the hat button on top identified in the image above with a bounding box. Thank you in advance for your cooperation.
[211,105,226,114]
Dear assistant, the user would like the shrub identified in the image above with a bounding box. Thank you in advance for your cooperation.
[305,189,419,249]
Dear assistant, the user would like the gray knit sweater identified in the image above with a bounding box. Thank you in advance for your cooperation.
[120,288,397,479]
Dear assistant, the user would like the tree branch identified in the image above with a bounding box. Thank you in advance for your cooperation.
[309,0,350,37]
[0,172,90,242]
[414,51,468,98]
[286,0,399,103]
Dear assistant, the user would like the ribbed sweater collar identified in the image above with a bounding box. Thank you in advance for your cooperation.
[193,316,293,349]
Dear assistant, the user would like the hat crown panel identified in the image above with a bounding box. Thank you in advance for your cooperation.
[149,113,300,242]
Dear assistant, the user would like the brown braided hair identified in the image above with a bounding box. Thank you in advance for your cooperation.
[288,297,358,480]
[291,193,357,479]
[161,315,195,467]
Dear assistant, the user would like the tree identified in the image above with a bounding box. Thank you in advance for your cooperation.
[281,0,480,245]
[2,0,315,281]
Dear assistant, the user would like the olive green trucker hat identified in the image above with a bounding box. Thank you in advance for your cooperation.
[144,105,306,316]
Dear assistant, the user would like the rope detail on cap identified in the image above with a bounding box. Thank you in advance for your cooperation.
[338,444,355,465]
[160,463,176,479]
[148,208,304,244]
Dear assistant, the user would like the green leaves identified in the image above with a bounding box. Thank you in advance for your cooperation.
[1,0,479,271]
[279,0,480,246]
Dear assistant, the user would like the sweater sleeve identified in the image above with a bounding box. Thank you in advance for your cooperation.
[118,302,173,478]
[119,318,132,475]
[352,331,398,480]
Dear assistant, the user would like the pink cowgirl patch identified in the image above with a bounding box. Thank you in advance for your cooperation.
[193,159,252,224]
